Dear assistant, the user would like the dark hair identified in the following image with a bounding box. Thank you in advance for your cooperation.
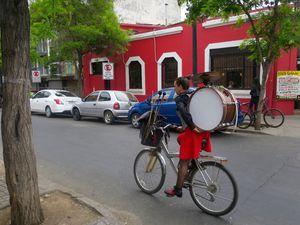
[175,77,189,90]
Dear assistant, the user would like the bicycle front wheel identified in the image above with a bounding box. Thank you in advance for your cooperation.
[189,161,238,216]
[237,112,252,129]
[263,108,285,128]
[133,149,166,194]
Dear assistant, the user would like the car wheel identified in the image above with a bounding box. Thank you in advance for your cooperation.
[73,108,81,121]
[131,113,141,128]
[104,111,114,124]
[45,106,53,118]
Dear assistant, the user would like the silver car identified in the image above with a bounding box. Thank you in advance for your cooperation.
[72,90,139,124]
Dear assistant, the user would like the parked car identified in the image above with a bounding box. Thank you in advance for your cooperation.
[71,90,139,124]
[30,89,82,117]
[128,87,195,128]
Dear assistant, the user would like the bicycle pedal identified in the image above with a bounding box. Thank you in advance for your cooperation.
[183,182,191,189]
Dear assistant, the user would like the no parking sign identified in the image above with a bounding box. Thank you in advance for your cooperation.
[102,63,114,80]
[32,70,41,83]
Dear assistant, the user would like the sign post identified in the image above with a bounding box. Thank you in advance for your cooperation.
[32,70,41,83]
[276,71,300,100]
[102,63,114,80]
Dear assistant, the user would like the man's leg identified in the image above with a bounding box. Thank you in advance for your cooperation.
[164,159,189,197]
[249,100,254,116]
[176,159,189,188]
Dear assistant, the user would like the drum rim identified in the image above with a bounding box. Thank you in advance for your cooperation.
[188,86,236,130]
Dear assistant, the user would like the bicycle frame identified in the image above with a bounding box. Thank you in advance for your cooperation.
[242,98,269,114]
[145,136,228,176]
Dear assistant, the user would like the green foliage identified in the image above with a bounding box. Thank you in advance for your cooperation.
[180,0,300,64]
[30,0,129,64]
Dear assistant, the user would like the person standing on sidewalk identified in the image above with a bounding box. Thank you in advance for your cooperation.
[249,78,261,118]
[164,77,212,197]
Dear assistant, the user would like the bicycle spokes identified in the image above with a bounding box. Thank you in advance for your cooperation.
[196,161,220,186]
[189,161,238,216]
[134,149,166,194]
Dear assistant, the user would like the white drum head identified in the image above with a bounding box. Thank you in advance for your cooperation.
[189,88,223,130]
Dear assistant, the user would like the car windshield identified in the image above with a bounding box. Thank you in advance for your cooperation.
[55,91,77,97]
[115,92,138,102]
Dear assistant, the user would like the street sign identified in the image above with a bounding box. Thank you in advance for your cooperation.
[32,70,41,83]
[102,63,114,80]
[276,71,300,100]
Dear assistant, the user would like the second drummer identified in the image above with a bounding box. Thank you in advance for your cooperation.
[164,77,212,198]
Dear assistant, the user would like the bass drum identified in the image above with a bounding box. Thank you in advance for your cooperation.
[188,86,237,131]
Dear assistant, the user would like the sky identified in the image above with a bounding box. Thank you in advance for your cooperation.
[181,3,188,21]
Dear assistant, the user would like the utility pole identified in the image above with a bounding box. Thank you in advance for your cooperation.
[165,3,168,26]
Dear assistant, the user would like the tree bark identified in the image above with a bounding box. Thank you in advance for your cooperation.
[76,50,83,97]
[0,0,44,225]
[254,62,272,130]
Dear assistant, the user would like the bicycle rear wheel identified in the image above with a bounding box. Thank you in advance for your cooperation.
[263,108,285,128]
[189,161,238,216]
[237,112,252,129]
[133,149,166,194]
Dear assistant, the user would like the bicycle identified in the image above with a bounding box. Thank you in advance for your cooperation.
[237,98,285,129]
[133,123,238,217]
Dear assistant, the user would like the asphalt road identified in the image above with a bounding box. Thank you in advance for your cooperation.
[30,115,300,225]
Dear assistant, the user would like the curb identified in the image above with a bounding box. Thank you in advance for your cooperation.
[39,176,141,225]
[0,165,137,225]
[226,128,272,136]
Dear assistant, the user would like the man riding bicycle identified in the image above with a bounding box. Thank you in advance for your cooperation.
[164,77,212,198]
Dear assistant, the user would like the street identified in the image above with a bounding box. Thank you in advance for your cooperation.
[11,115,300,225]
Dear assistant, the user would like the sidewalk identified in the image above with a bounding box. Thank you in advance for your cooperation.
[228,113,300,138]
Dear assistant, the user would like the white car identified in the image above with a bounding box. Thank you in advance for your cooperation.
[30,89,82,117]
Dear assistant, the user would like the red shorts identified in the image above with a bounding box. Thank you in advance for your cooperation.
[177,128,212,160]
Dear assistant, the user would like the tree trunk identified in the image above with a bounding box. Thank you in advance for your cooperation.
[0,1,44,225]
[254,62,272,130]
[76,50,83,97]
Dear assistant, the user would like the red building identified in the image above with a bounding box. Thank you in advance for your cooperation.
[82,18,299,115]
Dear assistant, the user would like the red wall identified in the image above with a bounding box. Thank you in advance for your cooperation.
[195,21,298,115]
[197,22,251,73]
[82,22,298,114]
[83,23,195,101]
[268,49,298,115]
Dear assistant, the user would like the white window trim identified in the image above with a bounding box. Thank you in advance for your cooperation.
[130,26,183,42]
[203,10,269,29]
[126,56,145,95]
[204,40,262,98]
[157,52,182,90]
[90,57,109,75]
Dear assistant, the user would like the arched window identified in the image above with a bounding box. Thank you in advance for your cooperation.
[126,56,145,95]
[162,57,178,88]
[157,52,182,90]
[129,61,142,89]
